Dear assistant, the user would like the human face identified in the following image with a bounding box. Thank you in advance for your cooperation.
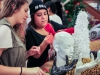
[53,32,74,61]
[14,2,29,24]
[59,39,74,61]
[34,9,48,28]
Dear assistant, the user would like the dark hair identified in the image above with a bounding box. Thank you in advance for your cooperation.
[45,1,57,14]
[0,0,28,19]
[29,0,49,28]
[29,17,37,28]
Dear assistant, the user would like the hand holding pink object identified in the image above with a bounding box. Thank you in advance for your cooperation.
[44,33,54,45]
[27,46,40,57]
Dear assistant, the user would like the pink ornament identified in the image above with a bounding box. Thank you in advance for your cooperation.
[65,10,69,14]
[76,2,80,5]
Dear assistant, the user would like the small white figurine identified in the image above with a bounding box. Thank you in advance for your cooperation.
[53,31,75,67]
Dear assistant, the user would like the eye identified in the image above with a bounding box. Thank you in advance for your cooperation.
[37,14,42,16]
[44,12,47,15]
[25,9,28,12]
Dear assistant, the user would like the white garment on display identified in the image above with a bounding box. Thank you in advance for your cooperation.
[0,25,13,48]
[49,14,62,25]
[53,31,74,67]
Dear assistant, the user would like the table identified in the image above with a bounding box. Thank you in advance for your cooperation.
[90,39,100,51]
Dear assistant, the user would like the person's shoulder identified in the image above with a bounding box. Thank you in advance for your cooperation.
[0,25,12,39]
[26,26,36,34]
[0,25,11,32]
[50,20,61,27]
[26,26,32,32]
[0,25,13,48]
[55,14,61,19]
[0,24,9,28]
[50,20,61,26]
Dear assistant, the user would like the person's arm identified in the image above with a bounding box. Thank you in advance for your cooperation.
[50,20,68,32]
[0,48,44,75]
[0,25,13,56]
[0,65,44,75]
[25,28,40,58]
[0,48,4,56]
[0,49,44,75]
[26,28,53,58]
[33,34,54,58]
[0,65,23,75]
[26,41,48,59]
[33,40,48,58]
[0,49,23,75]
[26,46,41,59]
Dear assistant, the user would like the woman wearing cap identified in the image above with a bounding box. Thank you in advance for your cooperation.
[0,0,45,75]
[26,0,69,67]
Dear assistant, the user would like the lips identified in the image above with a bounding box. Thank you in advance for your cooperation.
[41,21,45,22]
[41,20,47,22]
[23,18,26,21]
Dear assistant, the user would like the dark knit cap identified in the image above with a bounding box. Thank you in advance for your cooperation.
[29,1,47,17]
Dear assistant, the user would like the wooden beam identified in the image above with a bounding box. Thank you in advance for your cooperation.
[83,1,100,20]
[83,0,98,3]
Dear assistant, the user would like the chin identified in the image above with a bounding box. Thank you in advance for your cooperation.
[41,24,46,27]
[41,22,47,25]
[20,21,25,24]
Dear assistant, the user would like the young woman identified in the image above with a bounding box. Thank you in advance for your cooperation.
[26,0,68,67]
[0,0,44,75]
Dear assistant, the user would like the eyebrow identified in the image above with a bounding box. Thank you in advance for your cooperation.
[36,12,42,14]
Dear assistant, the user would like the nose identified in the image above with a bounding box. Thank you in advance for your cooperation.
[41,14,45,19]
[26,12,29,18]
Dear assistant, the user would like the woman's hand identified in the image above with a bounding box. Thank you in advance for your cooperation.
[24,67,45,75]
[43,33,54,45]
[27,46,40,58]
[32,34,54,58]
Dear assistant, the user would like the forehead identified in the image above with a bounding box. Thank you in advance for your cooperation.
[36,9,47,13]
[21,2,29,9]
[63,38,74,46]
[54,32,74,45]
